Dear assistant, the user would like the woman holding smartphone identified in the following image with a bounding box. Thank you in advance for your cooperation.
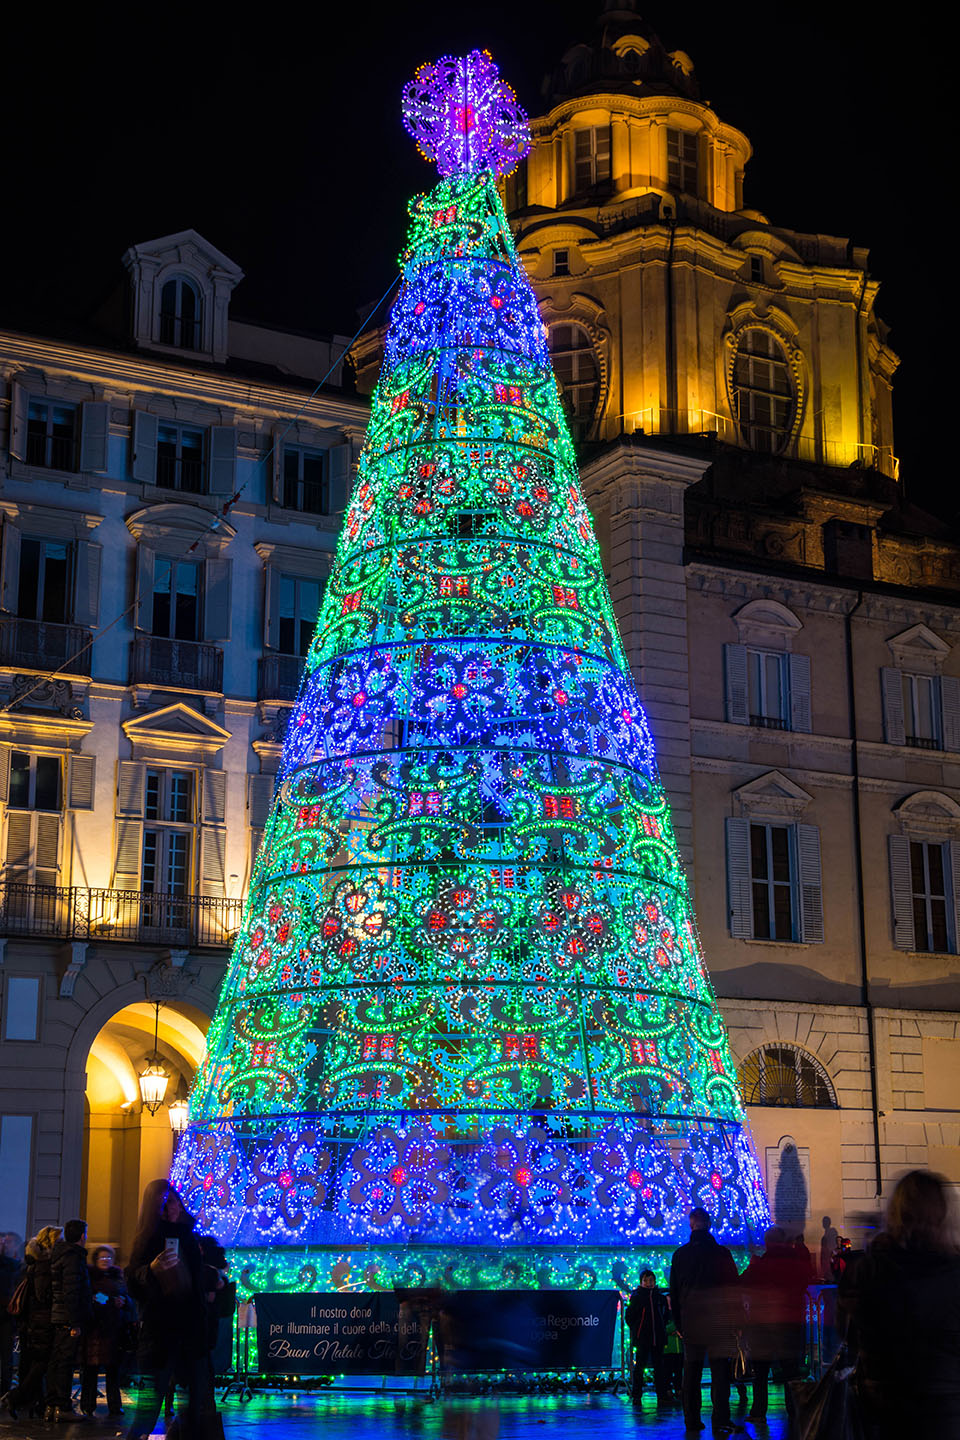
[124,1181,214,1440]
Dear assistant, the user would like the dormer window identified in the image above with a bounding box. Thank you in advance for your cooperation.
[159,276,202,350]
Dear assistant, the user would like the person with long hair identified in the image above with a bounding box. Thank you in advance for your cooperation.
[80,1245,131,1418]
[123,1181,215,1440]
[0,1226,61,1419]
[844,1169,960,1438]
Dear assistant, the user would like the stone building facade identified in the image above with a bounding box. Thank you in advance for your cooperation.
[0,229,367,1254]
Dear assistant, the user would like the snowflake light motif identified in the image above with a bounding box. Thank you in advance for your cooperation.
[589,1124,684,1237]
[476,1125,571,1232]
[170,1126,246,1242]
[402,49,531,179]
[348,1126,450,1230]
[244,1123,331,1237]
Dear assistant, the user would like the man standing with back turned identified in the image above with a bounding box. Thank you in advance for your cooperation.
[670,1206,741,1435]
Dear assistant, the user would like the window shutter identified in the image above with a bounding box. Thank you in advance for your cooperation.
[4,811,33,875]
[202,770,227,824]
[889,834,915,950]
[248,774,274,829]
[724,644,749,725]
[0,746,9,804]
[0,522,21,613]
[68,755,96,810]
[264,565,282,649]
[208,426,237,496]
[202,558,232,642]
[135,545,155,630]
[8,381,28,461]
[328,444,351,515]
[795,823,824,943]
[881,667,906,745]
[79,402,110,472]
[34,814,61,885]
[951,842,960,955]
[271,426,284,503]
[789,653,812,733]
[72,540,102,628]
[941,676,960,752]
[117,760,145,816]
[113,819,143,890]
[725,816,753,937]
[131,411,158,484]
[199,826,226,898]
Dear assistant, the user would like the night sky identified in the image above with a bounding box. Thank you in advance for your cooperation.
[1,3,944,512]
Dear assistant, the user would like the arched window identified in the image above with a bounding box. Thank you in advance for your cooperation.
[159,276,202,350]
[549,324,600,441]
[733,329,794,453]
[737,1043,837,1108]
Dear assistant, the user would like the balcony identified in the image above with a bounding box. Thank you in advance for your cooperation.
[258,652,304,703]
[0,617,93,676]
[0,883,242,947]
[131,635,223,692]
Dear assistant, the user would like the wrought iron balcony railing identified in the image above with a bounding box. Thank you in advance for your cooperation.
[131,635,223,692]
[0,617,93,675]
[258,652,304,703]
[0,883,242,947]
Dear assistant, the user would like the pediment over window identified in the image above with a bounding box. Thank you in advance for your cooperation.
[126,504,236,558]
[123,229,244,364]
[886,624,951,674]
[122,702,231,757]
[894,789,960,837]
[733,598,802,649]
[733,770,812,819]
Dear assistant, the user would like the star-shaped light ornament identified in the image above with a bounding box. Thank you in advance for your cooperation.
[402,49,531,178]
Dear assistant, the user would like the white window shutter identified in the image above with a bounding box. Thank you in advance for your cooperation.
[328,444,351,515]
[79,402,110,472]
[0,522,21,613]
[68,755,96,810]
[5,811,33,875]
[271,425,285,503]
[264,565,282,649]
[208,426,237,496]
[789,653,812,733]
[35,814,61,886]
[0,746,10,804]
[795,822,824,943]
[113,819,143,890]
[724,644,749,725]
[881,667,905,745]
[117,761,146,816]
[941,676,960,752]
[72,541,102,628]
[8,381,28,461]
[131,411,158,484]
[200,826,226,897]
[889,834,915,950]
[202,558,232,642]
[135,545,155,630]
[248,774,274,830]
[725,815,753,937]
[202,770,227,824]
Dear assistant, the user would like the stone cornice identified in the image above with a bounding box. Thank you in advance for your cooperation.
[687,564,960,628]
[531,93,751,163]
[582,439,711,493]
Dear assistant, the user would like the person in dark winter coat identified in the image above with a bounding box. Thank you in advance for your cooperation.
[740,1225,814,1418]
[842,1170,960,1440]
[124,1180,216,1440]
[45,1219,92,1420]
[626,1270,670,1404]
[670,1207,741,1435]
[0,1233,23,1398]
[80,1246,131,1417]
[0,1228,61,1419]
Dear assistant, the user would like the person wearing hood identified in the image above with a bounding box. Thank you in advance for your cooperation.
[0,1227,60,1419]
[80,1245,131,1418]
[625,1269,670,1405]
[45,1219,92,1422]
[670,1207,742,1436]
[124,1180,216,1440]
[842,1169,960,1439]
[739,1225,815,1419]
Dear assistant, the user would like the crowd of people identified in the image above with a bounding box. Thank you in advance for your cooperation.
[626,1170,960,1438]
[0,1182,233,1440]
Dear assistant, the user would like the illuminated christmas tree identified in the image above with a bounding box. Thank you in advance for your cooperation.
[172,50,768,1292]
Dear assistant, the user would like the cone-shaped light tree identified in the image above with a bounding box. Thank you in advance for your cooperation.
[172,51,768,1293]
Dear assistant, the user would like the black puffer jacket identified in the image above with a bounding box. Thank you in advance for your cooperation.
[21,1247,55,1350]
[49,1239,91,1328]
[125,1218,207,1365]
[625,1285,669,1348]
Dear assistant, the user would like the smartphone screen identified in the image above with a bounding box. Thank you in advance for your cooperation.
[164,1237,179,1258]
